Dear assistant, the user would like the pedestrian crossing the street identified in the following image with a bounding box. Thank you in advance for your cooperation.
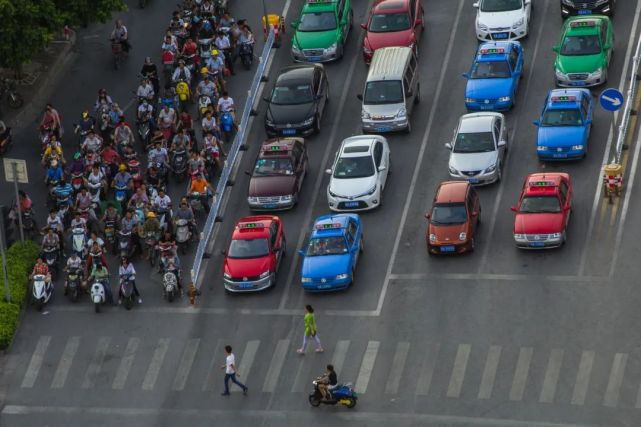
[12,335,641,410]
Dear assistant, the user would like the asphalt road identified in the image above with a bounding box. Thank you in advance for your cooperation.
[3,0,641,426]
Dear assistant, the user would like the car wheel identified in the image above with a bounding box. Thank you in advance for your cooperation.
[313,114,321,134]
[414,83,421,105]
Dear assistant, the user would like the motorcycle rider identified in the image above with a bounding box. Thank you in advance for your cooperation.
[44,208,65,251]
[152,188,172,226]
[44,159,64,185]
[180,37,198,59]
[188,150,206,178]
[145,165,163,191]
[42,135,65,166]
[317,364,338,401]
[214,30,234,75]
[94,89,114,112]
[40,104,63,138]
[68,151,86,179]
[174,198,196,236]
[100,142,121,177]
[128,186,150,210]
[140,57,160,95]
[112,163,133,201]
[202,131,225,172]
[158,103,177,139]
[113,116,135,153]
[142,211,161,260]
[217,91,236,125]
[64,252,84,295]
[30,258,53,289]
[196,72,217,102]
[85,163,107,202]
[88,262,114,305]
[101,203,121,233]
[136,77,155,102]
[74,187,95,223]
[157,231,178,273]
[119,257,142,304]
[187,173,213,212]
[81,129,103,154]
[137,98,155,130]
[201,110,218,138]
[172,59,192,84]
[73,111,95,144]
[110,19,131,54]
[148,141,170,176]
[172,126,192,152]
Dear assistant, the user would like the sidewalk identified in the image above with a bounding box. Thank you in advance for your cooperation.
[0,30,77,127]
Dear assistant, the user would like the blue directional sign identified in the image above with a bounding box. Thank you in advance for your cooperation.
[600,88,624,112]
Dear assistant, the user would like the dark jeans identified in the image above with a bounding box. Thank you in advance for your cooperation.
[223,373,246,394]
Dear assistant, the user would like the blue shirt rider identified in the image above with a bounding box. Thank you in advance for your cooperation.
[54,180,74,205]
[45,161,64,184]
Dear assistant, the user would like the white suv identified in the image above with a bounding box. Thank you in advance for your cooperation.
[474,0,532,42]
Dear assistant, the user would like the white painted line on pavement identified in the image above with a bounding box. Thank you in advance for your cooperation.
[235,340,259,391]
[377,0,464,317]
[477,345,501,400]
[509,347,533,401]
[142,338,170,391]
[202,339,223,391]
[81,337,111,389]
[21,336,51,388]
[447,344,471,398]
[332,340,350,376]
[579,0,641,276]
[571,350,595,406]
[355,340,380,394]
[416,343,440,396]
[634,376,641,408]
[171,338,201,391]
[112,337,139,390]
[385,341,410,395]
[290,350,314,393]
[539,348,564,404]
[388,272,604,282]
[603,353,627,407]
[51,336,80,389]
[262,339,290,393]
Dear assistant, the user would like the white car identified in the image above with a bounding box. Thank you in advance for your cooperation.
[445,112,507,185]
[326,135,390,211]
[474,0,532,42]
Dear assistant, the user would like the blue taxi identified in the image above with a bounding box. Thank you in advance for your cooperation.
[298,213,363,291]
[533,89,592,160]
[463,41,523,111]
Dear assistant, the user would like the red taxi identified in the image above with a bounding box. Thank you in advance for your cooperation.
[511,173,572,249]
[223,216,286,292]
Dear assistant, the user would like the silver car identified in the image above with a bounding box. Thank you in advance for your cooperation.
[445,112,507,185]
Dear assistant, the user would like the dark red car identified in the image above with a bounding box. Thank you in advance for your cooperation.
[361,0,425,64]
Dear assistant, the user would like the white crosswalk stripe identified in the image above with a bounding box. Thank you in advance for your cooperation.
[355,341,380,394]
[51,336,80,389]
[509,347,533,402]
[202,339,224,392]
[539,348,564,403]
[235,340,259,392]
[21,336,51,389]
[112,337,139,390]
[603,353,627,407]
[571,350,595,406]
[262,339,289,393]
[82,337,111,389]
[172,338,200,391]
[416,342,440,396]
[332,340,350,375]
[447,344,471,398]
[142,338,170,391]
[478,345,501,400]
[385,342,410,395]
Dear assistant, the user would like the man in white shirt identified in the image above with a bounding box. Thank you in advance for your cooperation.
[220,345,248,396]
[217,91,235,121]
[136,77,155,101]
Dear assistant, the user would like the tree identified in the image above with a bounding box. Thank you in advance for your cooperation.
[54,0,128,28]
[0,0,64,75]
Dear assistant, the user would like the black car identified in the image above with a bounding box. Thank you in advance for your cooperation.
[561,0,615,18]
[264,64,329,137]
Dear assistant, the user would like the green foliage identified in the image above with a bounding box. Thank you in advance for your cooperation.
[55,0,128,27]
[0,303,20,349]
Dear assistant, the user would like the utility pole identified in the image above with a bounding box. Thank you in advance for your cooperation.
[0,211,11,303]
[12,162,24,242]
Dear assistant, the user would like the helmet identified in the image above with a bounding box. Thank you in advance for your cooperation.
[127,159,140,169]
[210,49,219,56]
[147,211,156,218]
[200,67,209,75]
[81,111,89,119]
[73,152,81,160]
[119,164,127,172]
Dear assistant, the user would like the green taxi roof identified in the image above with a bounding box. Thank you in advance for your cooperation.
[563,16,608,36]
[302,0,337,12]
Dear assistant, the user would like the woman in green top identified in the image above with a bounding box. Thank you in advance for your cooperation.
[297,305,323,354]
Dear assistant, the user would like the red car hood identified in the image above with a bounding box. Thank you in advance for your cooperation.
[365,29,415,51]
[225,256,272,278]
[429,222,468,244]
[514,213,564,235]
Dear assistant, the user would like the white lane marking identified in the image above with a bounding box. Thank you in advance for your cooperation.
[236,340,260,391]
[476,0,550,275]
[603,353,627,407]
[509,347,533,401]
[51,336,80,389]
[112,337,139,390]
[332,340,350,376]
[279,28,366,311]
[21,336,51,388]
[142,338,170,391]
[579,0,641,276]
[355,341,380,394]
[447,344,471,398]
[262,339,290,393]
[377,0,465,316]
[0,404,607,426]
[171,338,201,391]
[634,376,641,408]
[389,273,603,282]
[416,343,440,395]
[385,342,410,395]
[81,337,111,389]
[282,0,293,18]
[202,338,224,391]
[539,348,564,404]
[571,350,595,406]
[291,350,313,393]
[477,345,501,400]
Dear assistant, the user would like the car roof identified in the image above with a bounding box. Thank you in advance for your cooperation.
[372,0,409,14]
[523,173,569,196]
[277,65,319,84]
[232,216,278,240]
[311,214,357,238]
[339,135,381,157]
[458,113,499,133]
[476,41,516,61]
[434,181,469,204]
[368,47,413,81]
[260,137,303,156]
[303,0,337,12]
[545,89,588,110]
[564,17,607,35]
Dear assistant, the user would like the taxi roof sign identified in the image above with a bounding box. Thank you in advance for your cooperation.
[480,47,505,55]
[529,180,556,188]
[315,222,343,230]
[307,0,333,3]
[239,222,265,229]
[265,144,288,152]
[551,95,576,102]
[570,20,596,28]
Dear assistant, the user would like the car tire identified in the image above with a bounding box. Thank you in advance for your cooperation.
[414,83,421,105]
[313,114,321,134]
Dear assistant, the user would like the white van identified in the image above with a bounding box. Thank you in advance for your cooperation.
[357,46,420,134]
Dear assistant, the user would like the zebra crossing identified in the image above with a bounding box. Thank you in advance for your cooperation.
[11,335,641,409]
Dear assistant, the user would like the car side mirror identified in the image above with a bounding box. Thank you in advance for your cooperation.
[510,206,518,212]
[424,213,430,220]
[244,170,251,176]
[472,211,479,217]
[532,120,540,126]
[378,165,386,172]
[472,1,479,7]
[586,119,593,125]
[524,0,530,4]
[604,44,611,50]
[220,249,227,256]
[360,23,367,30]
[291,20,299,30]
[298,249,305,257]
[444,142,452,150]
[325,168,332,174]
[263,96,271,103]
[315,94,322,100]
[498,140,506,147]
[414,19,423,27]
[552,46,560,53]
[356,94,363,101]
[462,72,470,79]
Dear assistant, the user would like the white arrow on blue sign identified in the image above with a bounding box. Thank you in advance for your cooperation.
[600,88,624,112]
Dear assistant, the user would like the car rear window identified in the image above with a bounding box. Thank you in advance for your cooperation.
[470,60,510,79]
[228,238,270,258]
[369,13,411,32]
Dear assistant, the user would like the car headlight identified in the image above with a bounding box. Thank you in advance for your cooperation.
[325,43,337,54]
[459,232,466,241]
[247,196,259,203]
[465,97,475,104]
[571,145,584,150]
[224,272,231,279]
[335,273,349,280]
[537,146,548,151]
[512,17,524,29]
[265,119,274,126]
[555,70,568,80]
[477,22,489,31]
[301,277,312,283]
[429,233,436,242]
[259,271,270,279]
[396,107,407,118]
[484,164,497,173]
[589,68,603,79]
[498,96,511,102]
[292,45,301,54]
[280,194,293,202]
[366,185,377,196]
[301,116,315,126]
[448,165,459,175]
[514,233,526,241]
[328,189,338,198]
[362,110,371,119]
[550,232,562,239]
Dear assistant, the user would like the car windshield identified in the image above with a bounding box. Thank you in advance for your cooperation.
[253,157,294,176]
[368,13,411,32]
[541,108,583,126]
[298,12,337,32]
[430,203,468,225]
[480,0,522,12]
[271,83,314,105]
[228,238,270,258]
[454,131,495,153]
[306,236,348,256]
[333,156,375,178]
[470,60,511,79]
[560,35,601,56]
[519,195,561,213]
[363,80,404,104]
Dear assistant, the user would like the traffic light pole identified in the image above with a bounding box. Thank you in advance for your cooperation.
[12,162,24,242]
[0,212,11,303]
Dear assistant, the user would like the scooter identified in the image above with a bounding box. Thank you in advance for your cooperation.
[104,218,117,254]
[118,230,136,259]
[42,245,59,280]
[66,268,84,303]
[220,110,235,143]
[162,268,179,302]
[175,219,192,254]
[32,274,53,311]
[120,274,136,310]
[71,171,84,192]
[71,227,87,259]
[308,379,357,408]
[17,207,38,240]
[239,41,254,70]
[198,38,213,61]
[91,279,108,313]
[137,115,152,150]
[172,147,188,182]
[114,182,129,204]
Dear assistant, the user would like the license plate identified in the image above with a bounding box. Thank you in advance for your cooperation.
[262,204,277,209]
[375,126,392,132]
[479,105,493,110]
[344,201,359,208]
[282,129,296,135]
[307,56,322,61]
[318,284,331,289]
[467,178,480,184]
[238,282,253,289]
[569,81,586,86]
[529,242,545,247]
[493,32,508,39]
[552,153,567,158]
[440,246,456,253]
[578,9,592,15]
